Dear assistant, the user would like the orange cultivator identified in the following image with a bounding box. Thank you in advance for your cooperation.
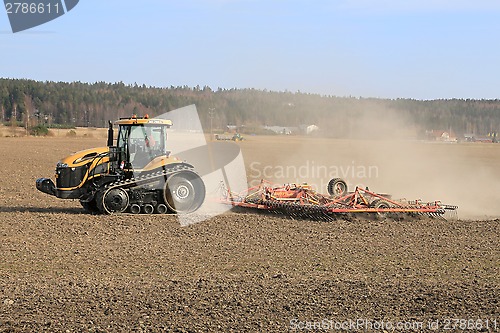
[220,178,458,221]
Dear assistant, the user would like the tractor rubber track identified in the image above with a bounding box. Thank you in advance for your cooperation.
[95,163,196,215]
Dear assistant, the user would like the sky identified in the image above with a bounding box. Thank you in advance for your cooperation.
[1,0,500,100]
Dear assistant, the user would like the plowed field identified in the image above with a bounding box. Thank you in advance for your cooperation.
[0,135,498,332]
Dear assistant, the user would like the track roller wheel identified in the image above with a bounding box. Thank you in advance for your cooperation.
[130,204,141,214]
[156,204,168,214]
[143,204,154,214]
[327,178,348,197]
[163,171,205,214]
[97,188,129,214]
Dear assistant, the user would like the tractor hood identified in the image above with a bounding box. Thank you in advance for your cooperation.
[58,146,110,168]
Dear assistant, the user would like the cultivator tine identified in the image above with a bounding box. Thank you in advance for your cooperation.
[322,210,335,222]
[424,211,445,219]
[263,201,334,222]
[435,213,446,220]
[444,209,458,220]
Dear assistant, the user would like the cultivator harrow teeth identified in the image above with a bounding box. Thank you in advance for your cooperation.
[220,179,458,221]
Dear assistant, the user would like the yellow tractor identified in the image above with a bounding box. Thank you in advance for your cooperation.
[36,116,205,214]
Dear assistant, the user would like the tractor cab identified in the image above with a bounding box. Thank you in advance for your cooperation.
[113,116,174,170]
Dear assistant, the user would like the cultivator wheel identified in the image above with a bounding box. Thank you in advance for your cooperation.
[327,178,348,197]
[370,199,397,220]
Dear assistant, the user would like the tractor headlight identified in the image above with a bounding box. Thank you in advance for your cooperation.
[56,162,68,168]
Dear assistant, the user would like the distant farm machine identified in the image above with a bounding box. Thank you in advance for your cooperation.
[214,133,244,141]
[220,178,458,220]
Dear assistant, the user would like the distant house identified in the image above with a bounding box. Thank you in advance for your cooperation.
[425,130,457,143]
[263,126,298,135]
[299,124,319,135]
[226,125,238,132]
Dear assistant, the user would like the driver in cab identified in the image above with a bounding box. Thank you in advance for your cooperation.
[144,128,156,148]
[131,127,158,168]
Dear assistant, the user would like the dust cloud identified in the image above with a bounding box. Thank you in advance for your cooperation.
[241,106,500,220]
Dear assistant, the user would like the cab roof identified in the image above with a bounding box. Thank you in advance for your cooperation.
[115,118,172,126]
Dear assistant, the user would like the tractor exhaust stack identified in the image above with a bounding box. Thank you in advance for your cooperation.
[107,120,113,147]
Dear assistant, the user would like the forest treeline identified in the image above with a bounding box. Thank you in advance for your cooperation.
[1,78,499,138]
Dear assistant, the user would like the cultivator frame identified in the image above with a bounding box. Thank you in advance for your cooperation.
[220,179,458,221]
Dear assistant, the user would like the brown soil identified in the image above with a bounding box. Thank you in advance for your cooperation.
[0,137,498,332]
